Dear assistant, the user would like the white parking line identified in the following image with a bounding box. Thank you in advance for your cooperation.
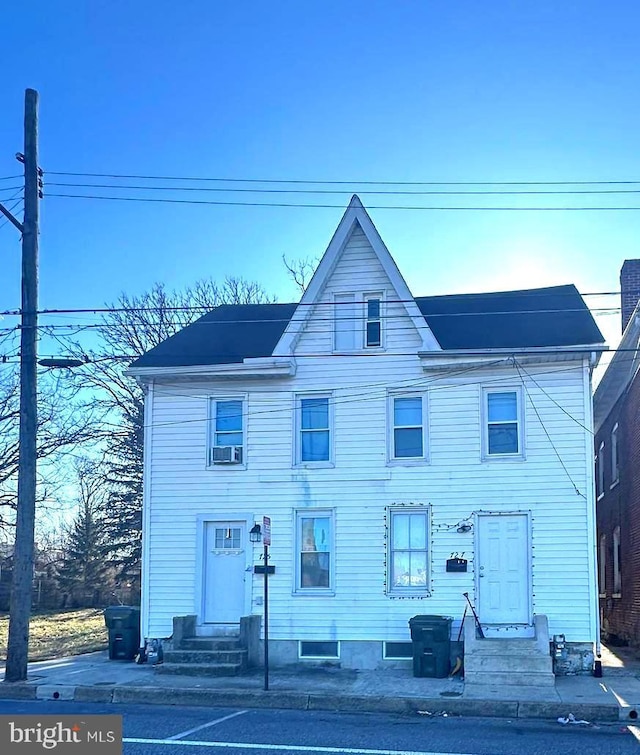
[123,738,474,755]
[167,711,249,741]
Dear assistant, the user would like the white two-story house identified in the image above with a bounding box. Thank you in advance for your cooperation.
[130,196,605,672]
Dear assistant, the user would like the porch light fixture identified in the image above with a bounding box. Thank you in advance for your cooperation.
[249,523,262,543]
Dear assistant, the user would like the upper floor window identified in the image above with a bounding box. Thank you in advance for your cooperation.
[596,441,605,498]
[389,394,428,461]
[209,398,244,465]
[364,294,382,347]
[482,388,523,458]
[334,293,356,351]
[296,510,333,592]
[388,508,430,594]
[296,395,332,465]
[611,423,620,487]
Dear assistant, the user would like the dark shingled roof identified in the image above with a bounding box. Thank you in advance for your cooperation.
[131,285,603,369]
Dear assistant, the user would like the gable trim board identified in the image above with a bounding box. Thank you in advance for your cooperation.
[135,197,604,672]
[272,195,440,357]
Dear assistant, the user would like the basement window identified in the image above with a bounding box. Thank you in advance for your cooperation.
[299,641,339,659]
[383,641,413,660]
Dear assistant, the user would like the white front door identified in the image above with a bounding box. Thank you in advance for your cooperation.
[203,521,247,623]
[476,513,531,626]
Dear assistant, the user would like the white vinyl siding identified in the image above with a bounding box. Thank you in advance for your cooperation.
[482,387,523,459]
[144,356,595,646]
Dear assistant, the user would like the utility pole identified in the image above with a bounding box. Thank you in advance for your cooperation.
[4,89,39,683]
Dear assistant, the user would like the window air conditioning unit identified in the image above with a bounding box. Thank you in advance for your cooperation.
[211,445,243,465]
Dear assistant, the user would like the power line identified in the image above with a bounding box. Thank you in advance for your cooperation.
[43,181,640,197]
[43,193,640,211]
[43,170,640,186]
[0,175,21,182]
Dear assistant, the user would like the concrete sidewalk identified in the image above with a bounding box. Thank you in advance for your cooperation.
[1,645,640,723]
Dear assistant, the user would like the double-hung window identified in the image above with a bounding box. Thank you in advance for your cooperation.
[611,424,619,487]
[389,394,427,461]
[483,387,523,458]
[209,397,245,465]
[364,294,382,348]
[388,508,429,594]
[296,511,333,592]
[613,525,621,596]
[334,293,356,351]
[296,395,332,465]
[596,441,605,498]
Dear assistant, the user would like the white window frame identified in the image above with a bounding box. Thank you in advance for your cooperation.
[294,393,334,468]
[387,392,429,464]
[207,395,247,469]
[481,386,524,460]
[599,533,606,597]
[363,292,384,349]
[294,509,335,595]
[596,441,605,499]
[386,506,431,596]
[613,525,621,597]
[333,292,356,351]
[610,423,620,488]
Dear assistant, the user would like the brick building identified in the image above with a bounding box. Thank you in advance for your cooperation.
[593,259,640,645]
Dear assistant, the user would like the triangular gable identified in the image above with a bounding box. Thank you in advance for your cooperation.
[273,195,441,356]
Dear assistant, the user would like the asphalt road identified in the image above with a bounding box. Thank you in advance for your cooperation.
[0,700,637,755]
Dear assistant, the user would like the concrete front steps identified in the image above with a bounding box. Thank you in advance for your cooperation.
[464,615,555,689]
[155,620,250,677]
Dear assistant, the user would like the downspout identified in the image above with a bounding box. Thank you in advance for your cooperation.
[584,353,602,664]
[140,380,154,644]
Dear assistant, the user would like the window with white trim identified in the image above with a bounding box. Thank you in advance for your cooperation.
[611,423,619,486]
[388,508,429,594]
[596,441,605,498]
[296,511,333,592]
[613,525,621,596]
[334,293,356,350]
[209,398,245,465]
[389,394,427,461]
[364,294,382,347]
[295,395,332,465]
[599,534,606,596]
[483,388,523,458]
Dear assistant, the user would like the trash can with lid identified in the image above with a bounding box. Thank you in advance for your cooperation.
[409,615,452,678]
[104,606,140,661]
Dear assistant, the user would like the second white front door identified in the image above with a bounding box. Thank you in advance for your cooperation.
[203,521,247,624]
[476,512,530,626]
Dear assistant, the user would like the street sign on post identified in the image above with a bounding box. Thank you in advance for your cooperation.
[262,516,271,690]
[262,516,271,546]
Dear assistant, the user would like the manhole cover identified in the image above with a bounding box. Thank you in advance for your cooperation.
[439,691,462,697]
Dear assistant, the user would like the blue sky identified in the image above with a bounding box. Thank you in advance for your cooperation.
[1,1,639,358]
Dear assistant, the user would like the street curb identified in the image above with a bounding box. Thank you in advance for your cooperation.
[0,684,36,700]
[0,683,622,723]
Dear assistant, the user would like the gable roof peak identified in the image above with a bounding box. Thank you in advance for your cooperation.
[348,194,364,209]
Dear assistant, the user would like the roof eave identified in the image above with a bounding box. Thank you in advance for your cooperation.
[127,356,296,381]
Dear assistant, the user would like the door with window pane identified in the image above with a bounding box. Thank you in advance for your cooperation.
[203,521,246,623]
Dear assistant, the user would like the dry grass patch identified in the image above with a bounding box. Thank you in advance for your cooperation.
[0,609,108,662]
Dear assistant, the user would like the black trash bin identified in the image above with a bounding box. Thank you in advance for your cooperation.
[104,606,140,661]
[409,615,452,678]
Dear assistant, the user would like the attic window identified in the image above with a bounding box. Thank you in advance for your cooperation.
[365,295,382,347]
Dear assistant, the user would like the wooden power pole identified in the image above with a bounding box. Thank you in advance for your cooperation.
[4,89,40,683]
